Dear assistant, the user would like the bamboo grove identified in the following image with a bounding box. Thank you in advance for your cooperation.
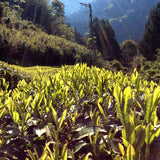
[0,64,160,159]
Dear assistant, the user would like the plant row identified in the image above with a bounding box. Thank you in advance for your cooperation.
[0,64,160,159]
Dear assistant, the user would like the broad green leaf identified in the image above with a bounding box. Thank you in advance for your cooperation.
[62,142,68,157]
[6,97,15,116]
[79,84,84,98]
[127,144,135,160]
[144,92,152,123]
[25,96,32,109]
[94,130,100,145]
[45,142,54,160]
[145,124,154,145]
[149,127,160,145]
[152,87,160,107]
[38,94,44,108]
[73,126,107,141]
[124,86,131,115]
[73,140,88,153]
[52,126,58,141]
[134,125,145,151]
[64,149,67,160]
[31,93,39,110]
[127,114,135,140]
[113,155,122,160]
[39,151,50,160]
[25,112,31,123]
[46,107,50,113]
[2,78,9,91]
[58,109,67,130]
[88,133,92,145]
[151,107,158,126]
[130,128,135,145]
[83,152,92,160]
[13,111,20,124]
[135,100,143,110]
[118,143,125,156]
[0,139,2,146]
[113,83,122,108]
[98,98,105,118]
[131,68,138,83]
[122,137,129,147]
[0,105,5,118]
[51,107,58,126]
[155,127,160,137]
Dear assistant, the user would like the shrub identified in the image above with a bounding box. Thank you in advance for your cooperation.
[0,22,98,66]
[0,62,30,90]
[120,39,139,66]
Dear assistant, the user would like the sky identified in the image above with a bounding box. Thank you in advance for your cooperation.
[60,0,93,15]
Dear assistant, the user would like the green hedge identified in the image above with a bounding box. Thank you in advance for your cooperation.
[0,21,97,66]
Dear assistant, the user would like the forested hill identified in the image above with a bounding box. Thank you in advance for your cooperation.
[68,0,159,43]
[0,1,96,66]
[1,0,160,69]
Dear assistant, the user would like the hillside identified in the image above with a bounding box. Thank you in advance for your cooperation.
[68,0,159,43]
[0,1,99,67]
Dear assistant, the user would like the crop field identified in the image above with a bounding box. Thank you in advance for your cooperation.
[0,63,160,160]
[0,61,62,77]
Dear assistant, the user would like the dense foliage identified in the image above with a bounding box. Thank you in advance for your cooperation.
[0,61,31,90]
[120,39,139,66]
[92,18,121,60]
[0,64,160,160]
[0,1,103,66]
[0,13,98,67]
[0,0,76,40]
[138,2,160,60]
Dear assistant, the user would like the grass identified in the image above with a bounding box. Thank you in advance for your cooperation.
[0,60,62,78]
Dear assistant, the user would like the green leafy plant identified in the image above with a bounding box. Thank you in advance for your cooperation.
[0,64,160,159]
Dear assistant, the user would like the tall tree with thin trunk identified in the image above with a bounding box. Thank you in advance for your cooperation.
[92,17,121,60]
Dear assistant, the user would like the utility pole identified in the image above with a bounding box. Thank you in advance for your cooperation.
[80,3,96,57]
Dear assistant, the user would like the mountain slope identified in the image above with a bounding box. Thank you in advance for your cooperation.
[67,0,159,43]
[60,0,93,15]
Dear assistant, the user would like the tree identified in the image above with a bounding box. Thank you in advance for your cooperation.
[51,0,64,19]
[74,28,86,46]
[0,0,24,18]
[57,23,75,42]
[120,39,139,66]
[0,1,23,28]
[51,0,64,35]
[139,2,160,60]
[0,2,3,19]
[50,0,75,41]
[21,0,52,32]
[92,17,121,60]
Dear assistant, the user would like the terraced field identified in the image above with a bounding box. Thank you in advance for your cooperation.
[0,62,160,160]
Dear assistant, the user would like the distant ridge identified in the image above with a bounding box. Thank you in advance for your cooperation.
[65,0,159,43]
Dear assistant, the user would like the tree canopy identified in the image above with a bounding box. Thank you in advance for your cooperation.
[92,17,121,60]
[139,2,160,60]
